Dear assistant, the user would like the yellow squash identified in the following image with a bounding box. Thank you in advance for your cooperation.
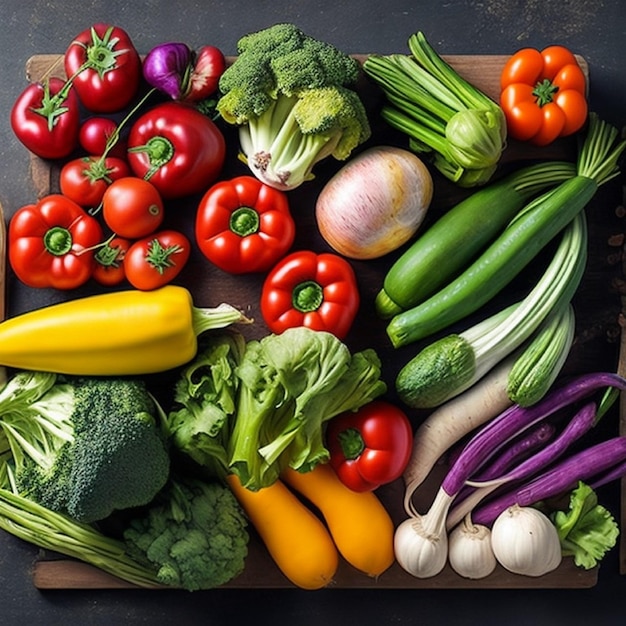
[282,463,395,577]
[226,474,339,590]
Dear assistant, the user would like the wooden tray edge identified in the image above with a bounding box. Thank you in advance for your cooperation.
[13,51,600,591]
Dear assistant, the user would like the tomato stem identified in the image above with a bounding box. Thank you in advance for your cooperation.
[82,25,129,79]
[229,207,260,237]
[43,226,73,256]
[145,239,184,275]
[337,427,365,460]
[292,280,324,313]
[31,80,71,132]
[94,240,125,267]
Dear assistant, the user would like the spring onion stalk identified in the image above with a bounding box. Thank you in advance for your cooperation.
[0,487,164,588]
[363,31,506,186]
[395,213,586,409]
[471,422,557,484]
[507,303,575,406]
[471,436,626,527]
[394,372,626,579]
[590,458,626,490]
[446,401,598,529]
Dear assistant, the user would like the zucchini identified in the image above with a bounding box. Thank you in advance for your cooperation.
[375,161,576,319]
[387,176,596,348]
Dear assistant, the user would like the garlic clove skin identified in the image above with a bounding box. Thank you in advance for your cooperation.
[394,517,448,578]
[491,504,562,577]
[448,517,497,579]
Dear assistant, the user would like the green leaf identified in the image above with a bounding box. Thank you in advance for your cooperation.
[551,481,620,570]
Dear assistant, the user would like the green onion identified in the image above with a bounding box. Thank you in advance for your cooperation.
[0,487,164,588]
[507,303,575,407]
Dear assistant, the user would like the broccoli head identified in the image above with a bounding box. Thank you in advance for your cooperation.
[217,22,371,190]
[0,372,170,523]
[123,475,248,590]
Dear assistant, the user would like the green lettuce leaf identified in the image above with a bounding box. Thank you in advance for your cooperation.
[228,327,387,490]
[551,481,620,570]
[167,331,246,478]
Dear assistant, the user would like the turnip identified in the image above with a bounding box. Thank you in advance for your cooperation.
[315,146,433,260]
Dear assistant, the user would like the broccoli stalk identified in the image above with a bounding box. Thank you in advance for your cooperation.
[216,23,371,191]
[0,372,171,523]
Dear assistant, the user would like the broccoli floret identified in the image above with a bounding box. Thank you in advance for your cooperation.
[123,475,248,590]
[0,372,170,523]
[217,23,371,190]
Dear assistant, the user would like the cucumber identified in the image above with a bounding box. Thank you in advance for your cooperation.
[375,161,576,319]
[386,175,598,348]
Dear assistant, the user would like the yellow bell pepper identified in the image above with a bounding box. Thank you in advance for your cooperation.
[0,285,248,376]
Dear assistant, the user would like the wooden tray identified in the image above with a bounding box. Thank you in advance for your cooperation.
[6,51,620,590]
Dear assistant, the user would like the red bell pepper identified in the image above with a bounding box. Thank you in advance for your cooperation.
[127,102,226,199]
[10,77,81,159]
[260,250,360,339]
[64,23,142,113]
[500,45,588,146]
[195,176,295,274]
[8,194,103,290]
[325,400,413,492]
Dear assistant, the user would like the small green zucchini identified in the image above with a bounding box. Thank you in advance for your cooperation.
[387,175,597,348]
[375,161,576,319]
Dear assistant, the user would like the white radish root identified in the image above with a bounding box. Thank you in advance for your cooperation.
[402,356,516,516]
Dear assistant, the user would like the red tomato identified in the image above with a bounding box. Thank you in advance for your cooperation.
[101,177,165,239]
[10,77,80,159]
[92,236,130,286]
[59,156,131,208]
[64,23,142,113]
[79,117,127,158]
[124,230,190,290]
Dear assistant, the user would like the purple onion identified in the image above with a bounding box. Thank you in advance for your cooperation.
[472,422,557,483]
[143,42,193,100]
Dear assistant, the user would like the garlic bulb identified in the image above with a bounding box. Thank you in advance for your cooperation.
[491,505,562,577]
[393,488,453,578]
[394,516,448,579]
[448,516,496,579]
